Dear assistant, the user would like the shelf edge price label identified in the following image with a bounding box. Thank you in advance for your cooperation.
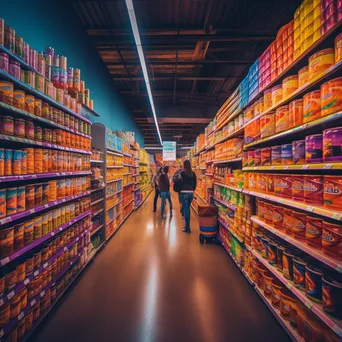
[18,312,24,321]
[306,206,314,212]
[43,262,48,269]
[332,212,342,220]
[302,165,309,170]
[305,301,313,309]
[24,278,30,285]
[30,299,36,307]
[323,164,333,169]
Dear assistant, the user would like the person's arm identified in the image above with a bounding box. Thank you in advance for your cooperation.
[193,172,197,190]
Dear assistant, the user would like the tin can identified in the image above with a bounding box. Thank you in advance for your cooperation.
[261,148,271,166]
[0,226,14,257]
[324,176,342,210]
[293,257,306,290]
[48,180,57,202]
[271,146,281,165]
[13,90,25,110]
[42,149,49,172]
[0,189,6,218]
[305,134,322,163]
[57,179,65,198]
[42,182,49,204]
[13,118,25,138]
[23,148,34,174]
[16,186,25,212]
[25,120,34,140]
[292,175,304,201]
[254,149,261,167]
[323,127,342,162]
[9,60,20,79]
[304,175,323,204]
[272,85,283,106]
[34,126,42,142]
[24,219,34,245]
[25,95,35,114]
[25,185,35,210]
[34,98,42,117]
[305,264,323,302]
[303,90,321,123]
[20,150,26,175]
[309,48,334,76]
[34,183,43,206]
[282,75,298,98]
[292,140,305,164]
[4,149,12,175]
[4,25,15,51]
[283,249,295,280]
[0,52,9,72]
[281,144,293,165]
[0,81,13,105]
[322,274,342,318]
[34,149,43,173]
[292,211,306,239]
[306,217,322,248]
[6,187,17,215]
[335,33,342,64]
[1,115,14,135]
[321,77,342,118]
[263,202,273,223]
[260,113,275,138]
[276,174,292,198]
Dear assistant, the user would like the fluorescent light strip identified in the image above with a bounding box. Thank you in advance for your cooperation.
[125,0,162,145]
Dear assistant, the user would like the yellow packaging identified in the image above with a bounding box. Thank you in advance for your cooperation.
[308,48,335,77]
[282,75,298,98]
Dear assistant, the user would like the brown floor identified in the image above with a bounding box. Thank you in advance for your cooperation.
[33,193,290,342]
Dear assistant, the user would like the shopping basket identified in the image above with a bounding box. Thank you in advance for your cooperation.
[198,205,218,244]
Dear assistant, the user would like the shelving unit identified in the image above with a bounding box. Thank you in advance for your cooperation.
[187,7,342,341]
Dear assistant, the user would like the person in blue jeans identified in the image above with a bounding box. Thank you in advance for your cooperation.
[159,166,172,219]
[179,160,197,233]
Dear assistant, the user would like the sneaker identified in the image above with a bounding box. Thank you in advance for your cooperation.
[182,228,191,233]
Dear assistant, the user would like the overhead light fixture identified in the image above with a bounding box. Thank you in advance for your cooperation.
[145,147,163,150]
[125,0,162,145]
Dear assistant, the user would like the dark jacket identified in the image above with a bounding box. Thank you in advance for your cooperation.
[159,173,170,192]
[180,171,197,191]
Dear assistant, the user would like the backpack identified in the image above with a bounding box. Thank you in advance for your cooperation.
[173,174,182,193]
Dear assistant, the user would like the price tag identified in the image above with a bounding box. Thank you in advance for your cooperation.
[70,261,73,266]
[54,201,58,205]
[323,164,333,169]
[64,247,67,251]
[0,330,4,338]
[306,206,314,212]
[18,312,24,320]
[0,299,3,307]
[19,176,24,180]
[34,270,39,276]
[43,262,48,269]
[301,165,309,170]
[286,283,293,290]
[24,278,30,285]
[44,204,49,208]
[76,237,79,242]
[59,227,63,231]
[7,291,14,300]
[30,299,36,306]
[51,232,55,236]
[332,212,342,220]
[30,209,35,214]
[40,290,45,297]
[284,166,289,170]
[305,301,313,309]
[335,265,342,273]
[32,174,37,179]
[0,257,10,266]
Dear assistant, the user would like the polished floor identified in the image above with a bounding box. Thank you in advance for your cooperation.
[33,193,290,342]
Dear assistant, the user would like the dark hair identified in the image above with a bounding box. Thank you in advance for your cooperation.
[163,166,169,173]
[183,160,192,176]
[158,167,163,174]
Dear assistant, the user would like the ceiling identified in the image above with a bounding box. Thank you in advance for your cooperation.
[72,0,300,147]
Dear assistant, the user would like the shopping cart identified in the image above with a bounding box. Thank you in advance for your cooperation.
[198,205,218,244]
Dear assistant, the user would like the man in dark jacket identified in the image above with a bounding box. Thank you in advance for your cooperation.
[152,167,163,212]
[159,166,173,219]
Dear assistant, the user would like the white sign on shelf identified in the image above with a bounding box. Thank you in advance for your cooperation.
[162,141,176,161]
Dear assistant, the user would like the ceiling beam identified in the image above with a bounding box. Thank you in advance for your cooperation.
[106,60,254,66]
[146,117,211,124]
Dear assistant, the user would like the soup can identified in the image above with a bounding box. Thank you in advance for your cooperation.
[0,148,4,176]
[0,226,14,257]
[323,127,342,162]
[12,150,22,175]
[24,220,34,245]
[283,208,293,235]
[305,134,322,163]
[273,205,284,228]
[0,189,6,218]
[272,85,283,106]
[21,151,27,175]
[283,249,295,280]
[4,149,12,176]
[308,48,334,76]
[276,106,289,133]
[292,211,306,240]
[14,223,24,250]
[0,81,14,105]
[25,95,35,114]
[321,78,342,117]
[260,113,275,138]
[25,185,35,209]
[303,90,321,123]
[282,75,298,98]
[6,187,17,215]
[306,217,322,248]
[322,274,342,318]
[1,116,14,136]
[34,183,43,206]
[304,175,323,204]
[293,257,307,291]
[23,148,34,174]
[25,120,34,140]
[305,264,323,303]
[33,215,42,240]
[322,221,342,260]
[16,186,25,212]
[289,99,303,128]
[34,149,43,173]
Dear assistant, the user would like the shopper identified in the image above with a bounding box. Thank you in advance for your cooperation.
[173,168,184,216]
[152,167,163,212]
[159,166,173,218]
[179,160,197,233]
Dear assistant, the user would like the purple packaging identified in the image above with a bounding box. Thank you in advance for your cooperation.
[292,140,305,164]
[323,127,342,162]
[305,134,323,163]
[271,146,282,165]
[255,149,261,166]
[281,144,293,165]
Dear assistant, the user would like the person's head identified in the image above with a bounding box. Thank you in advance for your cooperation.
[158,167,163,174]
[183,160,192,176]
[163,166,169,174]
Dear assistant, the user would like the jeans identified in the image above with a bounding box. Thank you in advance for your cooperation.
[153,188,160,211]
[160,192,172,216]
[180,192,194,230]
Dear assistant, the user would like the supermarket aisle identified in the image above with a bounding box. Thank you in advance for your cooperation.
[33,194,290,342]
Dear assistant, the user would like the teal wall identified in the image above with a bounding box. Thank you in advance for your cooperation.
[0,0,144,146]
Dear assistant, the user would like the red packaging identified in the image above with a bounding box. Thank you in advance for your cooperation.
[292,175,304,201]
[304,175,323,204]
[306,217,322,248]
[322,221,342,260]
[292,211,306,240]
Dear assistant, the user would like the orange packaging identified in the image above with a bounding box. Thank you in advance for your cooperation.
[335,33,342,63]
[259,173,268,192]
[292,211,306,240]
[282,75,298,98]
[322,221,342,260]
[304,175,323,204]
[245,118,260,144]
[263,202,273,223]
[48,180,57,202]
[25,95,35,114]
[308,48,335,77]
[273,205,284,228]
[292,175,304,201]
[42,149,49,172]
[0,81,14,105]
[289,99,303,128]
[260,113,275,138]
[23,148,34,174]
[272,85,282,106]
[264,90,273,110]
[261,148,271,166]
[324,176,342,210]
[321,77,342,117]
[306,217,322,248]
[34,99,42,117]
[267,174,274,193]
[277,174,292,198]
[303,90,321,123]
[275,106,289,133]
[13,90,25,110]
[283,208,293,235]
[34,149,43,173]
[298,66,309,87]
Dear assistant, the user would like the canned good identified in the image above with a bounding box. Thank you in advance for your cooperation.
[0,227,14,257]
[24,219,34,245]
[25,185,35,209]
[1,115,14,135]
[25,120,35,140]
[261,148,271,166]
[281,144,293,165]
[14,223,24,250]
[24,148,34,174]
[14,118,25,138]
[272,85,283,106]
[304,175,323,204]
[35,126,42,141]
[13,90,25,110]
[293,257,306,290]
[298,66,309,87]
[0,148,4,176]
[305,134,323,163]
[25,95,35,114]
[283,249,295,280]
[322,274,342,318]
[34,183,43,206]
[282,75,298,98]
[12,150,22,175]
[322,221,342,260]
[289,99,303,128]
[34,149,43,173]
[34,98,42,117]
[324,176,342,210]
[303,90,321,123]
[308,48,334,76]
[17,186,25,212]
[0,81,13,105]
[305,264,323,303]
[6,187,17,215]
[323,127,342,162]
